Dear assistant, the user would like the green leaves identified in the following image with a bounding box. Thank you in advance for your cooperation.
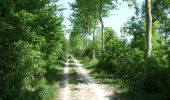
[0,0,67,99]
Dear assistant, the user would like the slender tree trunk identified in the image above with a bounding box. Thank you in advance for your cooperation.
[168,51,170,69]
[144,0,152,80]
[165,32,170,69]
[85,34,88,50]
[99,0,104,53]
[83,34,86,50]
[163,21,170,69]
[81,27,84,50]
[81,34,84,49]
[93,28,96,62]
[164,20,168,47]
[86,35,88,49]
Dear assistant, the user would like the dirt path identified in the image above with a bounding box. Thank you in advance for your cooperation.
[58,59,70,100]
[58,57,114,100]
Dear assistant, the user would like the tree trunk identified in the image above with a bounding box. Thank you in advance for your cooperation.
[83,34,86,50]
[93,28,96,62]
[99,0,104,53]
[144,0,152,81]
[164,20,168,47]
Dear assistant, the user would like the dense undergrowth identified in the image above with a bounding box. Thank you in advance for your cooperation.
[22,60,64,100]
[0,0,68,100]
[81,57,170,100]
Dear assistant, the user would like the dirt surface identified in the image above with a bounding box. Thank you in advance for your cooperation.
[57,57,115,100]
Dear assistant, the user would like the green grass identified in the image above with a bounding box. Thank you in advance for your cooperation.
[69,66,80,84]
[19,60,65,100]
[40,60,64,100]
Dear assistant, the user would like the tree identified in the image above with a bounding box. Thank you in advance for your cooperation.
[98,0,117,53]
[0,1,66,99]
[143,0,152,82]
[99,0,105,52]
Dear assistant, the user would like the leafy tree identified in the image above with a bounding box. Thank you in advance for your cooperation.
[0,0,66,99]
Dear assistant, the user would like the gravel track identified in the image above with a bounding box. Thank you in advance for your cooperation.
[57,57,114,100]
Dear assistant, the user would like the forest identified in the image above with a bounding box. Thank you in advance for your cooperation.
[0,0,170,100]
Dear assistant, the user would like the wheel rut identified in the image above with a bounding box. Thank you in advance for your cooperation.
[57,57,114,100]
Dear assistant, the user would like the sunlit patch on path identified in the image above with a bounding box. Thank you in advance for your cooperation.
[58,57,114,100]
[73,57,114,100]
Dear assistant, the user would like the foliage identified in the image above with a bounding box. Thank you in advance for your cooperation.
[70,0,170,99]
[0,0,66,100]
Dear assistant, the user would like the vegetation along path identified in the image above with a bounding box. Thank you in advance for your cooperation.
[58,57,114,100]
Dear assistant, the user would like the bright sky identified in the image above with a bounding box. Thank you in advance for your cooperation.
[58,0,143,38]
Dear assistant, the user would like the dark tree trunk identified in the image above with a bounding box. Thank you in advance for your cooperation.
[93,28,96,61]
[99,0,104,53]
